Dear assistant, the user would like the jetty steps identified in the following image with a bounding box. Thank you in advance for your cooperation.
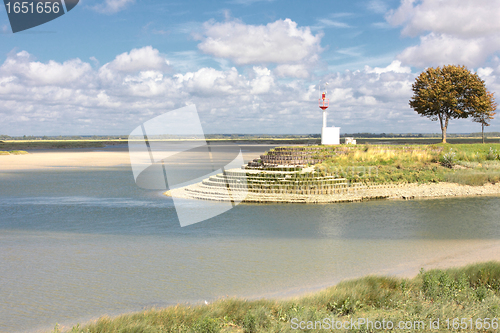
[166,146,397,203]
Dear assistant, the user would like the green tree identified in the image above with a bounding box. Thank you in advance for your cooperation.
[472,91,497,143]
[410,65,495,143]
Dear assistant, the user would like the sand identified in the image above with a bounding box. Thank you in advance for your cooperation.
[0,150,132,171]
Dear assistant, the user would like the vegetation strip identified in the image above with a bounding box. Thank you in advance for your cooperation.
[167,144,500,203]
[50,262,500,333]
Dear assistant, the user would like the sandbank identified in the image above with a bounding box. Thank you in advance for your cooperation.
[0,151,132,171]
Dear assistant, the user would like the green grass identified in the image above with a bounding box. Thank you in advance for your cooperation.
[315,144,500,186]
[50,262,500,333]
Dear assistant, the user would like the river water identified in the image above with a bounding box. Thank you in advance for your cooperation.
[1,146,500,332]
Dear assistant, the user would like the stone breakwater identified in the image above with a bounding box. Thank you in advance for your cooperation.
[163,146,500,203]
[165,180,500,203]
[247,146,348,168]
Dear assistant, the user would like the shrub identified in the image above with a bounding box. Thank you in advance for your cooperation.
[440,149,456,168]
[486,147,500,161]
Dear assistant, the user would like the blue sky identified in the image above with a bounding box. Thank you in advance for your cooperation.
[1,0,500,135]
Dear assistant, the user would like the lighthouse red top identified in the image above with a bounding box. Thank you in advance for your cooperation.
[319,91,329,110]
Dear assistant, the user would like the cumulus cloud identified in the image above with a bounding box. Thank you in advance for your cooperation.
[92,0,135,14]
[274,64,310,79]
[387,0,500,38]
[0,51,94,87]
[107,46,170,72]
[197,18,323,66]
[387,0,500,67]
[396,33,497,68]
[365,60,412,74]
[1,47,497,135]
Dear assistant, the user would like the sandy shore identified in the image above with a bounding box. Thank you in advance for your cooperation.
[256,239,500,301]
[0,151,132,171]
[166,181,500,203]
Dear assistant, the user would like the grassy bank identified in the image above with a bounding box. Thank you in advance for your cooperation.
[51,262,500,332]
[315,144,500,186]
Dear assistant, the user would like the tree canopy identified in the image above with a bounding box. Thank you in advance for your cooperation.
[409,65,496,143]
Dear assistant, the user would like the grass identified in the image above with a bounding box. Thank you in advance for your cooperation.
[50,262,500,333]
[315,144,500,186]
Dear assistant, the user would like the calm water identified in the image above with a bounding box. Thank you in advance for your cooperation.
[1,149,500,332]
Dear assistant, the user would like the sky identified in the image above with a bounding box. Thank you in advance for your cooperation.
[1,0,500,136]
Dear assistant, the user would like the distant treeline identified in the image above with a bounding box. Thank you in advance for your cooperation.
[1,133,499,140]
[342,132,500,138]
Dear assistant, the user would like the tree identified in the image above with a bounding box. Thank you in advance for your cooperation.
[410,65,495,143]
[472,91,497,143]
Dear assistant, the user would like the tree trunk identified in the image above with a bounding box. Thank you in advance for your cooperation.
[482,123,485,144]
[439,114,447,143]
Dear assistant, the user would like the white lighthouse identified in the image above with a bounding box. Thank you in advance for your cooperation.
[319,84,340,145]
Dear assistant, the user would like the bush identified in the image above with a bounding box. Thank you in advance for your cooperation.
[440,149,457,168]
[487,147,500,161]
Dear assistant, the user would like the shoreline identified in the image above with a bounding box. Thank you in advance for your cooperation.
[165,181,500,203]
[48,258,500,333]
[0,151,132,171]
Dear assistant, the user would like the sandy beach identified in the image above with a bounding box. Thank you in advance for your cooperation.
[0,150,132,171]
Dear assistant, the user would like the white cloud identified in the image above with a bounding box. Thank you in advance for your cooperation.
[175,67,243,96]
[387,0,500,38]
[197,19,323,65]
[365,60,411,74]
[274,64,310,79]
[316,19,351,29]
[387,0,500,68]
[368,0,388,14]
[250,66,274,94]
[1,47,498,135]
[396,33,497,68]
[0,51,93,87]
[92,0,135,14]
[106,46,170,72]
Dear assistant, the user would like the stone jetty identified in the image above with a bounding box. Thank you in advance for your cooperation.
[165,146,383,203]
[164,145,500,203]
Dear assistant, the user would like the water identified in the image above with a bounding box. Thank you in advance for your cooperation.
[1,154,500,332]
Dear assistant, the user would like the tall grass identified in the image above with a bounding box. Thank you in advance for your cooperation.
[51,262,500,333]
[315,144,500,186]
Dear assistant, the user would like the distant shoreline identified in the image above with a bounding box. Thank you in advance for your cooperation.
[1,136,500,150]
